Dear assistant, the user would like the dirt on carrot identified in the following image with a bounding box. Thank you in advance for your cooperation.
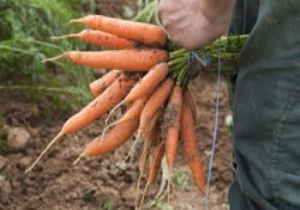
[161,104,178,131]
[52,30,137,49]
[70,15,167,46]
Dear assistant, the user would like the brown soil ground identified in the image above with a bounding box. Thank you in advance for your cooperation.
[0,73,233,210]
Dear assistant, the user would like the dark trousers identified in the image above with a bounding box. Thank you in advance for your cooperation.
[228,0,300,209]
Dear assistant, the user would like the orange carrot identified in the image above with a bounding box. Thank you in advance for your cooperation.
[25,74,135,173]
[123,63,169,105]
[119,97,147,122]
[165,85,183,173]
[70,15,167,46]
[105,63,168,126]
[89,70,121,97]
[80,98,146,157]
[140,141,164,205]
[139,111,160,174]
[138,78,174,137]
[44,49,168,72]
[181,103,205,193]
[52,30,136,49]
[148,142,165,185]
[63,74,135,134]
[183,87,197,121]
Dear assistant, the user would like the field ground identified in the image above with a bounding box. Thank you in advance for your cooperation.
[0,73,233,210]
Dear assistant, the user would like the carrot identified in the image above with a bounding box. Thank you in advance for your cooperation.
[25,74,135,173]
[181,103,205,193]
[123,63,169,105]
[52,30,136,49]
[134,111,160,207]
[148,142,165,185]
[165,85,183,173]
[183,87,197,121]
[101,96,148,142]
[43,49,168,72]
[140,141,164,205]
[136,111,160,202]
[63,74,136,134]
[138,78,174,137]
[118,97,147,123]
[139,111,160,174]
[89,70,121,97]
[70,15,167,46]
[79,98,146,157]
[106,63,168,124]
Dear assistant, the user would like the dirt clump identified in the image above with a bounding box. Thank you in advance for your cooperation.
[0,156,7,170]
[6,126,31,149]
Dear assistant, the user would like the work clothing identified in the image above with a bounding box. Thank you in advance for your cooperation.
[228,0,300,209]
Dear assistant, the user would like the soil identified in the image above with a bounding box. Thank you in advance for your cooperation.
[0,73,233,210]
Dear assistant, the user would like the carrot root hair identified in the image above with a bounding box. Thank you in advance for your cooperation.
[50,33,80,40]
[124,133,142,162]
[42,54,66,63]
[25,131,64,173]
[139,182,150,208]
[167,178,171,205]
[104,100,124,126]
[69,18,83,24]
[155,156,169,199]
[73,151,85,165]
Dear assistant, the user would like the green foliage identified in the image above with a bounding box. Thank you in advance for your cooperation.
[149,198,173,210]
[0,0,94,112]
[222,203,230,210]
[132,0,160,24]
[97,199,115,210]
[172,168,191,191]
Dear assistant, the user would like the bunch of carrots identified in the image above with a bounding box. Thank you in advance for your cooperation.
[25,14,206,205]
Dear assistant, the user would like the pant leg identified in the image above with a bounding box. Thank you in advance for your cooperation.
[227,0,259,109]
[229,1,300,210]
[229,179,262,210]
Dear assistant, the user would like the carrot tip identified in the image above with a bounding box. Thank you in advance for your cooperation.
[25,131,64,174]
[50,35,63,40]
[136,130,142,142]
[42,54,66,63]
[73,152,85,165]
[50,34,78,40]
[140,182,150,207]
[167,179,171,204]
[69,18,82,24]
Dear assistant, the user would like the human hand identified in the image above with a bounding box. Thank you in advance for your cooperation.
[159,0,234,50]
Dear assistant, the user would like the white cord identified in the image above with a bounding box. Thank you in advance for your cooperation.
[204,41,222,210]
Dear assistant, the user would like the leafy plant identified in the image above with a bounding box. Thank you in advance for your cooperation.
[172,168,190,191]
[0,0,94,112]
[149,198,173,210]
[97,199,115,210]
